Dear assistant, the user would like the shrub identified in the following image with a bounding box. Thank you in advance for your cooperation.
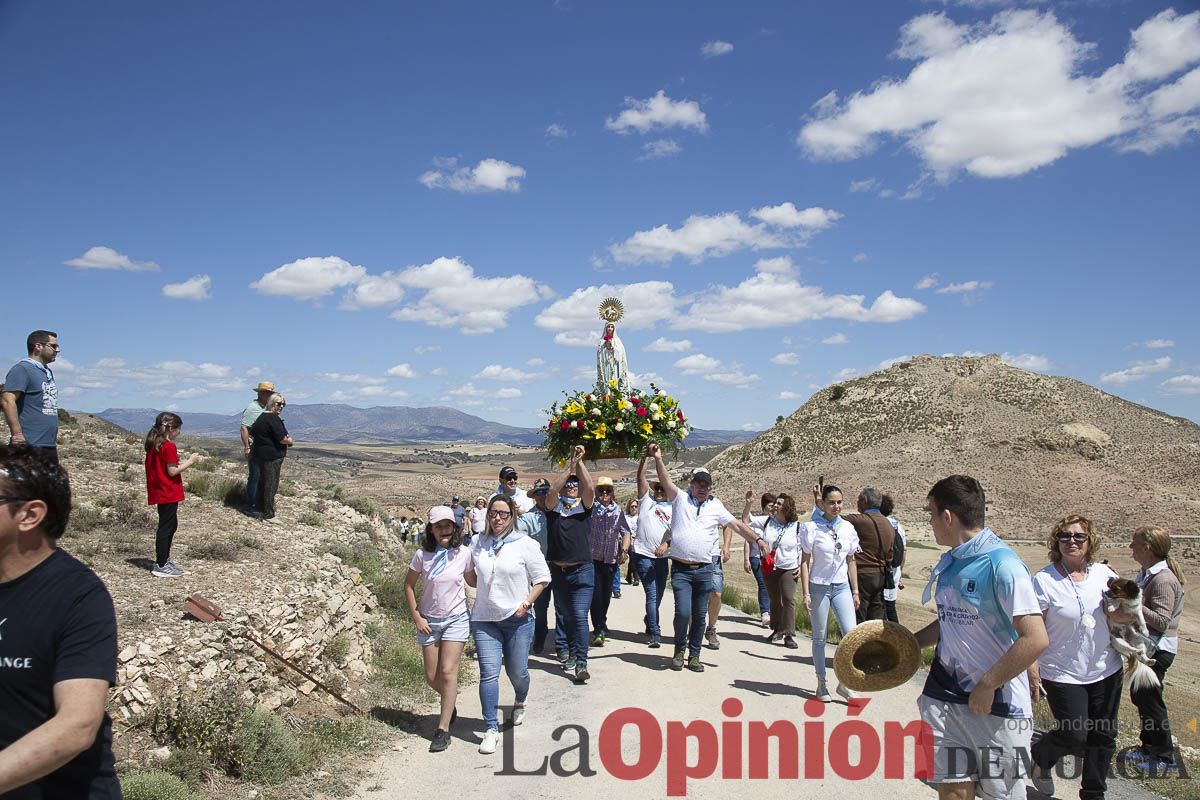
[188,540,239,561]
[163,747,208,787]
[68,503,104,533]
[374,570,408,612]
[353,520,374,536]
[232,709,304,785]
[322,540,353,561]
[57,408,74,425]
[183,473,217,498]
[776,415,784,424]
[97,491,153,528]
[323,633,351,665]
[230,532,263,550]
[779,436,793,453]
[829,384,847,401]
[347,495,383,520]
[312,499,328,514]
[193,456,221,473]
[121,770,199,800]
[319,484,348,503]
[277,479,297,497]
[298,512,324,528]
[348,540,382,583]
[221,480,246,509]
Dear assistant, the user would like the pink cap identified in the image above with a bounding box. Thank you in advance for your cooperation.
[428,506,456,525]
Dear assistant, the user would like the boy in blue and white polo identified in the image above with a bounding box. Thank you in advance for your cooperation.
[914,475,1048,800]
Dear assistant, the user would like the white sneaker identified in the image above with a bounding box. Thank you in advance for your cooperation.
[478,728,500,754]
[815,681,832,702]
[836,683,858,701]
[761,612,770,628]
[511,703,526,726]
[151,563,181,578]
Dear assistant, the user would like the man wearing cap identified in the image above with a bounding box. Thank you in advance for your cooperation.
[588,476,631,647]
[517,478,555,654]
[449,496,465,530]
[544,446,596,683]
[630,456,672,648]
[647,444,758,672]
[239,381,275,516]
[497,465,534,514]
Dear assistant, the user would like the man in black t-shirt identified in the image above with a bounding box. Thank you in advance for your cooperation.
[0,445,120,799]
[544,445,596,684]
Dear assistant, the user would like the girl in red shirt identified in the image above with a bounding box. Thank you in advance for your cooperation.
[144,412,201,577]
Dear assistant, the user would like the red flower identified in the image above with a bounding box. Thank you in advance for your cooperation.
[630,397,641,406]
[637,406,649,417]
[560,420,570,430]
[603,395,610,402]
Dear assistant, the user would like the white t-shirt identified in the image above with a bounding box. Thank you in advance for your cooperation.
[470,535,551,622]
[1033,562,1122,684]
[747,514,767,558]
[470,507,487,534]
[669,492,734,564]
[760,517,802,571]
[799,516,860,585]
[883,517,907,602]
[634,493,672,557]
[497,485,535,514]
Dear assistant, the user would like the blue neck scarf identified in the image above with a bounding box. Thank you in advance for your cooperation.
[921,528,1003,605]
[428,545,451,580]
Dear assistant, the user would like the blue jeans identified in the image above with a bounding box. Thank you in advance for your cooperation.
[244,457,261,513]
[551,562,594,665]
[749,555,771,615]
[670,561,713,658]
[612,563,622,594]
[472,613,534,731]
[810,581,858,680]
[591,561,616,637]
[533,584,553,651]
[633,554,669,639]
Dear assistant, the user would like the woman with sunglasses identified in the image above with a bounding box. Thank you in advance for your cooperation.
[248,393,292,522]
[468,493,550,755]
[1027,515,1123,799]
[799,483,860,702]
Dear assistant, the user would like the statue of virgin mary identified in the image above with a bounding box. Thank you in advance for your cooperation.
[596,321,629,394]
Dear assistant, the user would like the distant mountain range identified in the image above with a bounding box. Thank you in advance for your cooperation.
[94,404,756,448]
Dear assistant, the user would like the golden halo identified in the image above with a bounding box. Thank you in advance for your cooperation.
[599,297,625,324]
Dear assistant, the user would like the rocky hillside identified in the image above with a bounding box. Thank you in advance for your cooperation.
[708,355,1200,538]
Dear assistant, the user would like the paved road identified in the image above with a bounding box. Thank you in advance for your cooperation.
[351,586,1161,800]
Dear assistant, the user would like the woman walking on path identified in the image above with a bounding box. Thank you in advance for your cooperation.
[405,506,475,753]
[1027,515,1123,799]
[248,393,292,522]
[1117,525,1187,773]
[879,494,907,623]
[741,491,777,628]
[469,493,550,755]
[753,493,801,648]
[623,498,640,587]
[800,483,860,702]
[144,412,201,578]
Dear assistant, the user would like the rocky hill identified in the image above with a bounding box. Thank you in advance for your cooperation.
[708,354,1200,538]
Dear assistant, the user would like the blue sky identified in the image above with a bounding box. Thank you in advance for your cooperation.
[3,1,1198,431]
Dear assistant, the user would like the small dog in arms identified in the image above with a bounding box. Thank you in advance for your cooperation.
[1103,577,1160,691]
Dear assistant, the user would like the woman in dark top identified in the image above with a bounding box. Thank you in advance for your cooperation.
[249,393,292,521]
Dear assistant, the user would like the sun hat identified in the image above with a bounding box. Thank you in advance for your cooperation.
[254,381,276,393]
[690,467,712,483]
[428,506,456,525]
[833,620,922,692]
[596,476,615,489]
[531,478,551,494]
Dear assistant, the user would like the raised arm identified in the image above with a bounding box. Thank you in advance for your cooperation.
[647,443,678,501]
[742,490,755,524]
[548,445,583,498]
[573,446,595,508]
[636,457,650,498]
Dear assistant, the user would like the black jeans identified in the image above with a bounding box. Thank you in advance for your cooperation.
[591,561,616,636]
[1034,669,1122,799]
[883,598,899,622]
[1132,649,1176,761]
[856,570,887,622]
[257,458,283,518]
[533,583,553,652]
[155,502,179,567]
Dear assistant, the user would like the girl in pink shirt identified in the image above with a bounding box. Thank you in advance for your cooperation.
[405,506,475,753]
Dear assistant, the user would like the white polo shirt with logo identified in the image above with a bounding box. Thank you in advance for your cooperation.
[668,492,734,564]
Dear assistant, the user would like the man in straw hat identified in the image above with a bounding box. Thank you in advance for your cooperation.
[239,381,276,517]
[914,475,1048,800]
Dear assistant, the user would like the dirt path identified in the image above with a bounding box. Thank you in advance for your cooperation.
[349,580,1160,799]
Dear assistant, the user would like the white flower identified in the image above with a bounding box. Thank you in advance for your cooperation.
[652,413,663,421]
[614,422,624,432]
[649,403,660,413]
[668,420,677,429]
[590,408,601,417]
[658,389,667,397]
[680,428,689,438]
[586,394,593,401]
[570,420,579,429]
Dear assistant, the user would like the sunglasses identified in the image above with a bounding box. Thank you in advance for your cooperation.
[597,487,614,494]
[564,481,580,488]
[504,475,519,481]
[1056,533,1088,543]
[533,489,549,496]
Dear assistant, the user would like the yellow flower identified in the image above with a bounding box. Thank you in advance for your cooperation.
[593,423,607,440]
[608,379,618,389]
[642,422,653,435]
[564,401,584,416]
[617,399,630,411]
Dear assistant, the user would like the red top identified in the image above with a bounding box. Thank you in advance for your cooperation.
[145,440,185,505]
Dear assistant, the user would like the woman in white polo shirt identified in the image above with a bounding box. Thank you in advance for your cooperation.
[799,483,860,702]
[1027,514,1122,799]
[469,493,551,755]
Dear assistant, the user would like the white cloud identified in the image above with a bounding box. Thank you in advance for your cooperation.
[1100,356,1172,384]
[822,333,849,345]
[770,352,800,365]
[162,274,212,301]
[740,422,763,431]
[495,387,523,399]
[419,157,526,193]
[317,372,388,386]
[1001,353,1052,372]
[639,139,682,160]
[610,212,786,264]
[64,358,246,396]
[171,387,209,400]
[527,358,546,366]
[701,40,734,58]
[644,337,693,353]
[833,367,861,380]
[545,123,569,139]
[750,203,842,230]
[778,390,802,400]
[849,177,883,193]
[915,274,940,290]
[430,367,447,376]
[330,386,410,403]
[65,245,159,272]
[708,368,759,388]
[535,281,680,342]
[853,252,869,263]
[386,363,416,378]
[754,256,797,276]
[605,90,709,135]
[936,280,994,294]
[415,345,441,354]
[798,9,1200,178]
[474,364,541,382]
[674,353,722,374]
[386,257,544,334]
[339,272,407,310]
[1144,339,1175,349]
[252,256,367,301]
[1160,375,1200,395]
[448,382,484,397]
[554,331,599,348]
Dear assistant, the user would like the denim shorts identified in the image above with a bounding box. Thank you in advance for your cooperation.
[710,555,724,594]
[416,611,471,646]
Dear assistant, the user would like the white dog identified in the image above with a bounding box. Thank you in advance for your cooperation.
[1103,577,1160,692]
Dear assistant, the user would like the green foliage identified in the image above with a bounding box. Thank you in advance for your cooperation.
[277,479,297,497]
[97,491,154,528]
[775,415,784,424]
[542,383,690,463]
[56,408,74,425]
[120,770,200,800]
[829,384,847,401]
[232,709,304,785]
[192,455,221,473]
[348,540,382,582]
[779,436,793,453]
[363,621,381,640]
[230,532,263,550]
[183,474,246,509]
[298,512,325,527]
[221,479,246,509]
[68,503,104,533]
[319,483,348,503]
[353,520,375,535]
[162,747,208,787]
[374,570,408,612]
[323,633,351,665]
[347,495,383,520]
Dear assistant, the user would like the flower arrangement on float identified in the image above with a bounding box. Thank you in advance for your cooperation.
[543,381,691,463]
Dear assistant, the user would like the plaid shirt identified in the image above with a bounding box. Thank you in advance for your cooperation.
[589,501,631,564]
